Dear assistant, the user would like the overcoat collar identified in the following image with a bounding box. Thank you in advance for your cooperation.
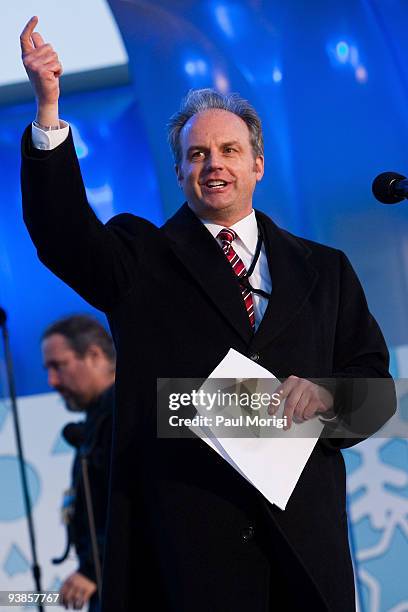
[253,209,318,351]
[162,204,254,344]
[162,203,318,350]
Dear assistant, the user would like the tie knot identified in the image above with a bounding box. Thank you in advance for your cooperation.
[218,228,237,246]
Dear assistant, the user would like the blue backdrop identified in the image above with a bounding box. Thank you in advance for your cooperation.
[0,1,407,610]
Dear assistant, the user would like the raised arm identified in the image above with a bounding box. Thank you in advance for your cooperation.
[20,16,62,128]
[20,18,147,312]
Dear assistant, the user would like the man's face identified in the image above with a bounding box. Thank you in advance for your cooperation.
[42,334,95,411]
[176,109,264,225]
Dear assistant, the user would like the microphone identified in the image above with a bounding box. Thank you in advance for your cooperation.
[0,307,7,327]
[62,422,86,448]
[372,171,408,204]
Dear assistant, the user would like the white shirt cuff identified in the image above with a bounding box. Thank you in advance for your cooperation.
[319,411,338,422]
[31,120,70,150]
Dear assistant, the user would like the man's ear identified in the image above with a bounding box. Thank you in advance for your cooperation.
[175,164,184,188]
[254,155,264,182]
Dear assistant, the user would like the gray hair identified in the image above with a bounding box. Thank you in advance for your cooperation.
[167,88,264,164]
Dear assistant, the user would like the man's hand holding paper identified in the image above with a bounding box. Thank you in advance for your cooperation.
[272,375,334,428]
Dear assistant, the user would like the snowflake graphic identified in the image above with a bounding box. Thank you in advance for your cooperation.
[346,392,408,612]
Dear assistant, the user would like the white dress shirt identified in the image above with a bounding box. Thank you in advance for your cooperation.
[202,212,272,331]
[31,120,69,150]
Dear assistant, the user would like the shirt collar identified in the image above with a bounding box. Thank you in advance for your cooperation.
[201,210,258,253]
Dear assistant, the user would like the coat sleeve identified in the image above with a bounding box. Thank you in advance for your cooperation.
[321,250,396,449]
[21,126,147,312]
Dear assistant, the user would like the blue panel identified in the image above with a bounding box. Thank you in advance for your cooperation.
[1,4,407,608]
[0,85,163,395]
[0,455,40,521]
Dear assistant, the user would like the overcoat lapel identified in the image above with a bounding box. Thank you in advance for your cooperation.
[162,204,319,351]
[252,210,319,350]
[162,204,253,344]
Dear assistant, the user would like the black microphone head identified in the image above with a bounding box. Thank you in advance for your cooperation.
[62,422,86,448]
[372,171,407,204]
[0,308,7,327]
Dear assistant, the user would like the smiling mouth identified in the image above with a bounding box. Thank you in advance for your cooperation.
[202,179,229,190]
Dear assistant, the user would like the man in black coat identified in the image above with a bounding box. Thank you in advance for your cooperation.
[42,315,115,611]
[20,17,394,612]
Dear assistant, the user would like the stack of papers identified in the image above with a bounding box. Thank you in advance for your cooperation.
[190,349,324,510]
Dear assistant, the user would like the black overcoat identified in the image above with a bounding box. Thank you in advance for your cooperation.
[21,129,394,612]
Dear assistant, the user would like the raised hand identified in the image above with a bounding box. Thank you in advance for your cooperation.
[20,16,63,126]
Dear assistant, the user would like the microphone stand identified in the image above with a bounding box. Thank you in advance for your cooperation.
[80,455,103,600]
[0,308,44,612]
[53,422,103,603]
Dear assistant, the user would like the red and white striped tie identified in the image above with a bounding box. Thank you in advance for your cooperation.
[218,228,255,329]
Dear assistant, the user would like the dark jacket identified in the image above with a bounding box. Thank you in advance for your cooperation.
[21,128,395,612]
[70,385,114,582]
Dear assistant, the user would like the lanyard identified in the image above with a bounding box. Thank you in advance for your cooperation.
[237,226,271,299]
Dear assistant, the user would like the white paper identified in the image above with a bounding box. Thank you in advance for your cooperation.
[191,348,324,510]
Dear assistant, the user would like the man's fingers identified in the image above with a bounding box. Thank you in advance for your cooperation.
[303,402,318,420]
[268,401,279,415]
[23,49,62,82]
[60,572,96,610]
[276,375,299,399]
[24,45,59,68]
[268,377,297,416]
[39,60,63,77]
[20,16,38,54]
[62,587,80,609]
[73,594,84,610]
[275,377,333,428]
[32,31,46,48]
[27,43,55,57]
[292,393,310,422]
[282,387,303,429]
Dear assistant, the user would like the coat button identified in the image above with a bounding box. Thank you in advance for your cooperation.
[249,353,259,362]
[241,526,255,543]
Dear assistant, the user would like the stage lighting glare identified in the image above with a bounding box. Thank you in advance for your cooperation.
[196,60,207,75]
[272,68,282,83]
[184,61,195,76]
[214,5,234,38]
[350,46,360,67]
[355,66,368,83]
[214,72,229,93]
[71,124,89,159]
[184,59,207,77]
[335,41,350,63]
